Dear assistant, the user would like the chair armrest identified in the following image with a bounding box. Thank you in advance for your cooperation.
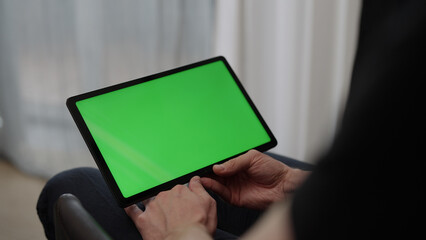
[265,152,314,171]
[54,193,112,240]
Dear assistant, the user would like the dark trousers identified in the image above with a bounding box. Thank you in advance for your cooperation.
[36,167,263,240]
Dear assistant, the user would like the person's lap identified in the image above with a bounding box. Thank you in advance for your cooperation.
[37,167,263,240]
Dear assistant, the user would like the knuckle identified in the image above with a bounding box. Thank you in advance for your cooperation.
[203,196,216,207]
[135,213,146,226]
[248,149,262,161]
[156,191,166,199]
[172,184,187,195]
[193,211,206,223]
[248,149,260,157]
[136,213,145,221]
[210,198,216,208]
[226,159,236,168]
[173,184,185,191]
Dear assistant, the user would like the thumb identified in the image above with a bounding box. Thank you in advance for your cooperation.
[188,176,206,195]
[213,150,256,176]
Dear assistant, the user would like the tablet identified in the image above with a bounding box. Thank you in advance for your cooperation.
[67,56,276,207]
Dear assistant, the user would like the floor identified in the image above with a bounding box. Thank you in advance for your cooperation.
[0,159,47,240]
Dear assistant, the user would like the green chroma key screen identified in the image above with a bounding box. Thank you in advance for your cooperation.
[71,57,275,204]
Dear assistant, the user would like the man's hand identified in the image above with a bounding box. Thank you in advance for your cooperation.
[201,150,309,209]
[125,176,216,240]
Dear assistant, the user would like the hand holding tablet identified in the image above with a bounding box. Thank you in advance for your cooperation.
[67,56,276,207]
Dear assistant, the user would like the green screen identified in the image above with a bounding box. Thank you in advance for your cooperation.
[76,60,271,198]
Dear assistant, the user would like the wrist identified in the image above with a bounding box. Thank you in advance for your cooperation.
[165,223,212,240]
[281,167,310,195]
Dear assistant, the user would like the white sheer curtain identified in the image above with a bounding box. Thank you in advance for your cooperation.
[214,0,361,163]
[0,0,361,178]
[0,0,215,177]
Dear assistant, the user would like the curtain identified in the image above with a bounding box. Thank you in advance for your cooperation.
[214,0,361,163]
[0,0,361,178]
[0,0,215,177]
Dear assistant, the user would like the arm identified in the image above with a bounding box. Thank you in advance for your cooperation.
[201,149,310,209]
[242,200,295,240]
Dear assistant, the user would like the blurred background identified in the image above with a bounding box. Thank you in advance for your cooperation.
[0,0,361,239]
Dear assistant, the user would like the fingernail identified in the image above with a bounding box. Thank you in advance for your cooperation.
[192,176,200,182]
[214,164,225,171]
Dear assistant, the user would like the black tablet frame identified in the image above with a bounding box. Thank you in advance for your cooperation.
[66,56,277,207]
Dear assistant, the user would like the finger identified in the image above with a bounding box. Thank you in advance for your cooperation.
[190,176,218,234]
[200,177,231,202]
[142,196,155,207]
[125,204,144,221]
[213,150,259,176]
[209,174,227,186]
[188,176,210,199]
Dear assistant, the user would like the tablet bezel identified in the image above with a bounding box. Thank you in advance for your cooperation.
[66,56,277,207]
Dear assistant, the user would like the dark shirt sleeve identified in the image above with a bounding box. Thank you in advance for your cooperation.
[291,0,426,239]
